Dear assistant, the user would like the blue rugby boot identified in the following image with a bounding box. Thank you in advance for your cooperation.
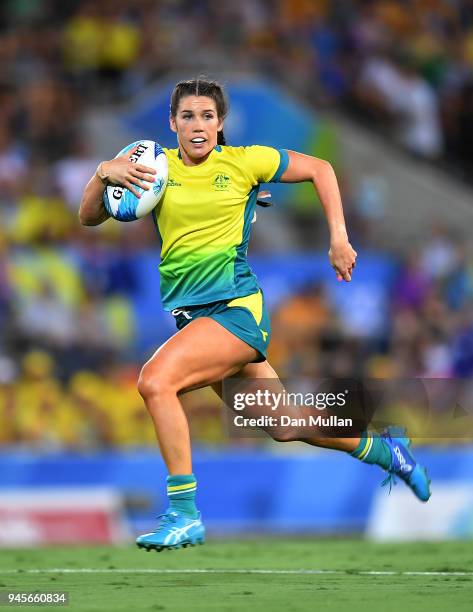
[381,426,431,502]
[136,511,205,552]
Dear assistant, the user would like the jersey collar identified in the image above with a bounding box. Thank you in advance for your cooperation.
[177,144,222,161]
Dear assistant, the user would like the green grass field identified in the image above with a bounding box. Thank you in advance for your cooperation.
[0,539,472,612]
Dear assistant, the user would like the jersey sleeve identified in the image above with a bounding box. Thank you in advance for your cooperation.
[243,146,289,185]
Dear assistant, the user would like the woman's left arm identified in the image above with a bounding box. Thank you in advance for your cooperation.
[280,150,357,282]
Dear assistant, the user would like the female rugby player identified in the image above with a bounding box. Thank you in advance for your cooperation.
[79,79,430,551]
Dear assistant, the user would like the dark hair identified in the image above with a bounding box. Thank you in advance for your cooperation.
[170,78,228,145]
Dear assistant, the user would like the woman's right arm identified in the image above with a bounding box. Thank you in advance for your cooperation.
[78,146,157,226]
[78,172,111,226]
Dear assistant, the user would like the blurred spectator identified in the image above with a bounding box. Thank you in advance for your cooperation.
[270,284,334,377]
[63,3,141,100]
[356,50,443,158]
[19,78,78,162]
[419,225,459,281]
[0,124,27,199]
[394,253,431,311]
[448,79,473,176]
[15,279,77,348]
[54,137,99,211]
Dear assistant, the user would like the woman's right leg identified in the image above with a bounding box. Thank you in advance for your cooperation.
[137,316,259,474]
[135,316,260,550]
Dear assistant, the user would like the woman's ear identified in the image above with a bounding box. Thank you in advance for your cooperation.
[169,114,177,133]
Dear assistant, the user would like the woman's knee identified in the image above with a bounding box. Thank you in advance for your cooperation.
[269,429,299,443]
[137,360,176,402]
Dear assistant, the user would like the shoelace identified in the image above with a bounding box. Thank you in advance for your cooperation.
[380,428,398,494]
[154,512,178,532]
[381,472,398,493]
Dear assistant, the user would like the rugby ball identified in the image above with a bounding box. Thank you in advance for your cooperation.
[103,140,168,222]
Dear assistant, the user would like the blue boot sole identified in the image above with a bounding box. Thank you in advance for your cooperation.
[137,538,205,552]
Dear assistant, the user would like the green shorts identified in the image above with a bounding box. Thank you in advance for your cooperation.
[171,290,271,362]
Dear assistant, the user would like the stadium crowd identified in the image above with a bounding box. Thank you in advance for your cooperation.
[1,0,473,448]
[1,0,473,173]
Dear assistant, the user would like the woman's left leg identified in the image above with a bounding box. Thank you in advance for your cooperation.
[212,360,431,502]
[212,360,360,451]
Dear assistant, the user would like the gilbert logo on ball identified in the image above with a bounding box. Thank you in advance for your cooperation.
[103,140,168,221]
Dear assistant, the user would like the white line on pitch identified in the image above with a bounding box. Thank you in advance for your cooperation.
[0,569,471,576]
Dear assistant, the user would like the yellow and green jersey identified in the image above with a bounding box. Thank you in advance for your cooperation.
[153,145,289,310]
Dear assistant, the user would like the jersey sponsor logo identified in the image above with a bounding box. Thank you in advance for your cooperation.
[261,330,268,341]
[167,178,182,187]
[213,173,231,190]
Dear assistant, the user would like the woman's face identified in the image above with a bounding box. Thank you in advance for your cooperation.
[170,95,223,164]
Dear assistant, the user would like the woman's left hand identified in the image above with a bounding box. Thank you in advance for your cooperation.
[328,240,357,282]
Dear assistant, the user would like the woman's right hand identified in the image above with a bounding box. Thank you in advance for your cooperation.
[100,145,157,198]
